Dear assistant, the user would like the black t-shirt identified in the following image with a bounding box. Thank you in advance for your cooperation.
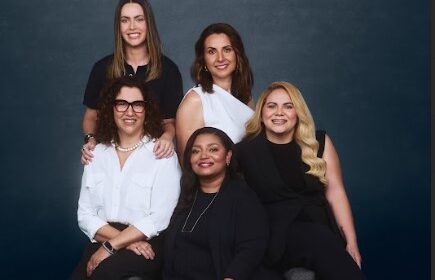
[83,54,183,119]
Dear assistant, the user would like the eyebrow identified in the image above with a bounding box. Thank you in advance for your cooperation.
[206,45,232,49]
[120,15,145,19]
[192,143,220,148]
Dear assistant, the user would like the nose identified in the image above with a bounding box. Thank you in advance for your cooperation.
[129,20,135,30]
[275,106,284,115]
[200,149,209,159]
[125,104,135,115]
[217,50,224,62]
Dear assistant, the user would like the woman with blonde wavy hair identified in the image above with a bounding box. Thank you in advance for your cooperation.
[236,81,365,280]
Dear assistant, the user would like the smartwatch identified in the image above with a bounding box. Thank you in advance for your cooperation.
[102,241,117,255]
[84,134,94,144]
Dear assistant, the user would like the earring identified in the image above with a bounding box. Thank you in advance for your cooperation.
[203,66,208,72]
[226,161,230,167]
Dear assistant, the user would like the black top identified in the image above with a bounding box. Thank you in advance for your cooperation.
[266,138,329,224]
[83,54,183,119]
[164,178,269,280]
[170,191,217,280]
[236,130,341,264]
[267,139,306,193]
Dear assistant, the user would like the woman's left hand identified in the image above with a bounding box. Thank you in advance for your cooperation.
[346,242,362,268]
[86,246,111,277]
[153,135,174,159]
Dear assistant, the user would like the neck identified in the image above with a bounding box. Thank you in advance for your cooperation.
[265,130,294,144]
[125,45,149,66]
[117,131,143,148]
[199,173,225,193]
[213,78,232,93]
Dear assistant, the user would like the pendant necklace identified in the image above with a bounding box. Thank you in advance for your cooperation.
[181,189,219,233]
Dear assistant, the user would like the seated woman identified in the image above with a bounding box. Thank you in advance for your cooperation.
[236,82,365,280]
[164,127,276,280]
[176,23,255,160]
[70,77,181,280]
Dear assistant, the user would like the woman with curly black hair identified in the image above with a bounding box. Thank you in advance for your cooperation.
[71,77,181,280]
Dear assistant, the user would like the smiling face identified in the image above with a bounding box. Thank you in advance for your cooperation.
[261,88,298,144]
[119,3,147,49]
[190,133,232,181]
[114,86,145,139]
[203,33,237,85]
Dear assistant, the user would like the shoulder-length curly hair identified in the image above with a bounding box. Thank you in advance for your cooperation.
[109,0,162,81]
[95,77,163,144]
[191,23,253,105]
[244,81,327,185]
[174,127,241,213]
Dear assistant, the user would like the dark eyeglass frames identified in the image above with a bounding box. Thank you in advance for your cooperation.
[114,99,146,113]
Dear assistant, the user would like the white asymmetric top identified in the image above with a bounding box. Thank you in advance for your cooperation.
[189,84,254,143]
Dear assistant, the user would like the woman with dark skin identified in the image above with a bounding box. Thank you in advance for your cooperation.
[71,77,180,280]
[237,82,365,280]
[81,0,183,163]
[164,127,278,280]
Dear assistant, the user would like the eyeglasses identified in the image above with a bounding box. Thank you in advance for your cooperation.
[114,99,146,113]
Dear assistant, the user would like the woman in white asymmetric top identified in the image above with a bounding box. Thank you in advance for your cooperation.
[176,23,255,159]
[188,84,253,142]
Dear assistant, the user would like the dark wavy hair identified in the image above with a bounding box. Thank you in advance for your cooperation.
[191,23,253,104]
[174,127,241,214]
[95,77,163,144]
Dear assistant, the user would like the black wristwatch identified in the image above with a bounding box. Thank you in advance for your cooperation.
[102,241,117,255]
[84,134,94,144]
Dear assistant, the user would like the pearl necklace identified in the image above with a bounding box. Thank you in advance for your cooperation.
[112,136,148,152]
[181,189,219,233]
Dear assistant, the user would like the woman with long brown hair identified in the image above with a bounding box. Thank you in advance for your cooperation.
[81,0,183,163]
[176,23,254,161]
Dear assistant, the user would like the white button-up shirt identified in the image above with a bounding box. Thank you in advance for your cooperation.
[77,139,181,241]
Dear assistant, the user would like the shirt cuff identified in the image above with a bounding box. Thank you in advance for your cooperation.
[132,218,158,239]
[80,218,108,242]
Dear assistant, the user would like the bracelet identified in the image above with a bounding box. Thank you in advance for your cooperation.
[84,134,94,144]
[102,241,117,255]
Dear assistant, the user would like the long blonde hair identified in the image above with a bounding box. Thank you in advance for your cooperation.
[109,0,162,81]
[245,81,327,185]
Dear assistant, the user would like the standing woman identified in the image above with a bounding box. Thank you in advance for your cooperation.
[237,82,365,280]
[82,0,183,162]
[164,127,277,280]
[176,23,254,159]
[71,77,181,280]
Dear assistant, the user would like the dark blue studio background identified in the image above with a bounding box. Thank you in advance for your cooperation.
[0,0,430,279]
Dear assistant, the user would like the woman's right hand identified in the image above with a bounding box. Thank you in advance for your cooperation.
[81,138,96,165]
[126,241,155,260]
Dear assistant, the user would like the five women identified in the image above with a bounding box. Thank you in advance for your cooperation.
[74,1,365,277]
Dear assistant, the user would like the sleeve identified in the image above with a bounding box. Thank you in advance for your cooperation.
[224,189,269,280]
[132,156,181,238]
[77,165,108,241]
[83,58,109,109]
[160,58,183,119]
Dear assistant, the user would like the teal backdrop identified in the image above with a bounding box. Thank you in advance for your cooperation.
[0,0,430,279]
